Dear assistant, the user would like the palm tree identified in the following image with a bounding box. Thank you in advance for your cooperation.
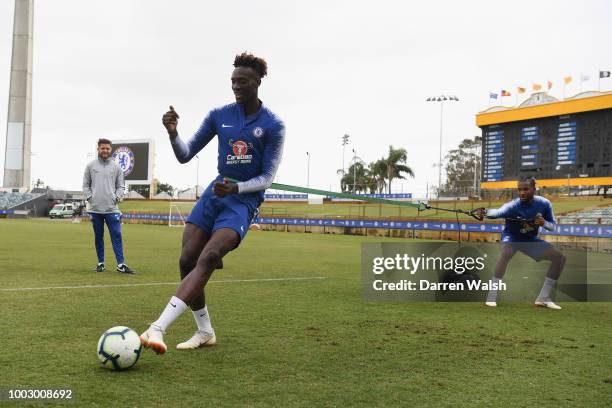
[341,161,368,193]
[369,160,388,194]
[384,145,414,194]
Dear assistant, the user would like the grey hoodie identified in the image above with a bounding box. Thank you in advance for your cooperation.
[82,157,125,213]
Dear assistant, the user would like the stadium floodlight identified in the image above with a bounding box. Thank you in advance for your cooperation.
[341,134,350,177]
[426,94,460,198]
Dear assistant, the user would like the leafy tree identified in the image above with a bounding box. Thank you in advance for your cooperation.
[130,184,150,198]
[156,182,175,196]
[337,145,415,194]
[341,161,369,193]
[443,136,481,196]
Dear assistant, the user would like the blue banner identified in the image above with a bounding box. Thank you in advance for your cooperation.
[330,193,412,199]
[100,213,612,238]
[254,217,612,238]
[264,194,308,200]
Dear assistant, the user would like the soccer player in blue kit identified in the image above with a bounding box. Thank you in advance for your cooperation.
[140,53,285,353]
[475,177,566,309]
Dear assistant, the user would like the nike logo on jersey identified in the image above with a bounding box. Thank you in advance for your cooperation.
[221,124,234,128]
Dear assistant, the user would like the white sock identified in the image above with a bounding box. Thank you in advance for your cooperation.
[486,277,502,303]
[537,277,557,301]
[192,305,214,334]
[152,296,188,332]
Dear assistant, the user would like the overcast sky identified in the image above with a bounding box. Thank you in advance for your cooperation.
[1,0,611,196]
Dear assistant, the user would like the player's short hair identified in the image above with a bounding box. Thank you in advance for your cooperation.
[519,176,536,187]
[233,52,267,78]
[97,138,112,146]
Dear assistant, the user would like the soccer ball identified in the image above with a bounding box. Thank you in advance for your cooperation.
[97,326,142,371]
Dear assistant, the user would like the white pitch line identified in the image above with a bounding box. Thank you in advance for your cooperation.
[0,276,329,292]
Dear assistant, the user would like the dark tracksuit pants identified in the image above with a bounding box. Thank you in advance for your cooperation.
[90,212,124,264]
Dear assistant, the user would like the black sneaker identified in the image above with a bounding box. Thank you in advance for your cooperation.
[117,264,135,274]
[93,263,105,272]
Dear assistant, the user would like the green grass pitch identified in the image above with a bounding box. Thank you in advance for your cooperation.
[1,219,611,407]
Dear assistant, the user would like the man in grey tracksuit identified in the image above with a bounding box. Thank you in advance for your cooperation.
[83,138,134,274]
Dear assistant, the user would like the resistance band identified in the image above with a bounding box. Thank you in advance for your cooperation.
[223,177,429,210]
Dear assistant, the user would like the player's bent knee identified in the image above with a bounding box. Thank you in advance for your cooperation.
[179,255,196,273]
[179,264,195,280]
[179,251,201,279]
[556,252,567,265]
[198,249,222,270]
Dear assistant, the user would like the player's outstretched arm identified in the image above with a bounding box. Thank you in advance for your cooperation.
[165,105,217,164]
[471,207,486,221]
[162,105,179,137]
[485,201,515,219]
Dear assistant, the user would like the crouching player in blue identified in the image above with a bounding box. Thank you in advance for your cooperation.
[141,53,285,353]
[475,177,566,309]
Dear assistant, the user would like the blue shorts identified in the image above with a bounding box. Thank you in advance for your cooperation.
[186,191,256,245]
[501,235,553,261]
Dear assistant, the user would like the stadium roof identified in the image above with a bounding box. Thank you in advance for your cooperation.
[476,91,612,126]
[126,190,146,199]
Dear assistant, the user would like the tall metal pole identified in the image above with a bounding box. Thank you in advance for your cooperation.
[427,95,459,199]
[342,145,345,176]
[473,150,477,196]
[306,152,310,188]
[438,101,444,198]
[352,149,357,193]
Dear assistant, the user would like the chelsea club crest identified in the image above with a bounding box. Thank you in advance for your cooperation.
[252,127,264,138]
[112,146,135,176]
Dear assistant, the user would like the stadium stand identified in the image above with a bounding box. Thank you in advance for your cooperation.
[0,189,85,217]
[0,191,43,209]
[558,205,612,225]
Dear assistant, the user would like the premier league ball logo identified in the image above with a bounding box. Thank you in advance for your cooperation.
[112,146,135,177]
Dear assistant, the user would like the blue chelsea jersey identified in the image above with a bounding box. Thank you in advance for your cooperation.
[486,196,556,239]
[171,102,285,207]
